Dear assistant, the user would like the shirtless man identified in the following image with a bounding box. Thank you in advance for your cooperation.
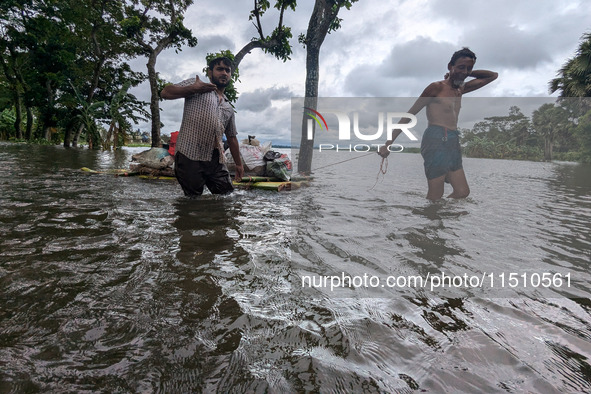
[379,48,498,201]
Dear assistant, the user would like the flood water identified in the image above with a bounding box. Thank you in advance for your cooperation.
[1,142,590,393]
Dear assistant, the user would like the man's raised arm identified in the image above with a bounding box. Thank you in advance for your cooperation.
[463,70,498,94]
[161,76,216,100]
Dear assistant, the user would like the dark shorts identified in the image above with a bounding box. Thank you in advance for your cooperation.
[174,150,234,197]
[420,125,463,180]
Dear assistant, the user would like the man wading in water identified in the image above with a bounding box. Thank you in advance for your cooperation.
[161,57,244,197]
[379,48,498,201]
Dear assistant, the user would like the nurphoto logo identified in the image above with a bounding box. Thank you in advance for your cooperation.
[304,108,419,152]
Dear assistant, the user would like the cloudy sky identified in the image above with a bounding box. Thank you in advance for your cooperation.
[129,0,590,146]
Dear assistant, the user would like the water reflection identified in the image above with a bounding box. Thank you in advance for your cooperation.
[149,197,247,392]
[540,163,591,294]
[408,202,468,267]
[1,144,591,392]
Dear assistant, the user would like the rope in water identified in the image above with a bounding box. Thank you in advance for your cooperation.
[311,151,375,171]
[369,156,388,190]
[310,151,389,190]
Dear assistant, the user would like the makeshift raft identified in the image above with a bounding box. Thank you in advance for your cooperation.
[80,167,138,176]
[80,168,309,192]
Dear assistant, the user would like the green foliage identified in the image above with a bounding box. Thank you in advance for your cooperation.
[464,137,544,161]
[263,26,293,61]
[550,33,591,97]
[574,109,591,163]
[463,102,586,162]
[465,106,536,147]
[1,0,152,146]
[0,107,16,139]
[70,81,105,149]
[120,16,144,39]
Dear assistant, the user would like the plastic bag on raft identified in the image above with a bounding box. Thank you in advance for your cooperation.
[264,151,292,181]
[226,141,272,175]
[131,148,174,169]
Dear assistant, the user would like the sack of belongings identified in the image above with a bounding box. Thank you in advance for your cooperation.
[263,150,292,181]
[130,147,175,177]
[226,140,272,176]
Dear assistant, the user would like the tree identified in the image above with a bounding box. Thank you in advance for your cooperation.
[550,32,591,97]
[532,103,570,161]
[122,0,197,148]
[70,82,105,150]
[0,0,145,147]
[467,106,534,146]
[297,0,359,174]
[103,81,149,150]
[574,108,591,163]
[0,1,76,141]
[65,0,143,148]
[0,0,34,140]
[201,1,296,105]
[234,0,296,69]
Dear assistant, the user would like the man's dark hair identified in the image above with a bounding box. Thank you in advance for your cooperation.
[208,56,233,71]
[449,47,476,66]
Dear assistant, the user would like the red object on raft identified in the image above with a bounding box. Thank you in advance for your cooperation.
[168,131,179,156]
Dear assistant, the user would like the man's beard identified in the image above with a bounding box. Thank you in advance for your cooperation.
[452,79,465,88]
[211,76,229,88]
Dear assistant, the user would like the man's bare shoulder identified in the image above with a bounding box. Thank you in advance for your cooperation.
[421,81,446,97]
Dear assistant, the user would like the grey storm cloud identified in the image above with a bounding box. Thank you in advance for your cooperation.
[343,37,458,96]
[130,0,590,136]
[194,35,236,57]
[430,0,587,70]
[379,37,458,78]
[459,24,552,70]
[236,86,294,112]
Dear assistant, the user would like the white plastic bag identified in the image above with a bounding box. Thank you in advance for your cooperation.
[226,141,272,175]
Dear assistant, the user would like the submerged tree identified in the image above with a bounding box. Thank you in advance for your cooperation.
[297,0,359,174]
[122,0,197,147]
[104,81,149,150]
[574,108,591,163]
[66,0,143,148]
[0,0,147,146]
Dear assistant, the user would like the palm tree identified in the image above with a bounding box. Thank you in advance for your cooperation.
[70,82,104,149]
[550,33,591,97]
[104,82,149,150]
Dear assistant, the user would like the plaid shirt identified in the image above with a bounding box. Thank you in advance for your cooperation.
[174,78,236,163]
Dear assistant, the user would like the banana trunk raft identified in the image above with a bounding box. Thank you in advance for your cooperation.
[80,168,309,192]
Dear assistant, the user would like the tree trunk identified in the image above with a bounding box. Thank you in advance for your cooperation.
[147,50,162,148]
[104,121,115,150]
[64,125,72,147]
[298,48,320,174]
[296,0,340,174]
[0,51,22,139]
[233,39,278,70]
[14,93,23,140]
[72,124,83,147]
[544,135,554,161]
[113,123,118,150]
[25,106,33,140]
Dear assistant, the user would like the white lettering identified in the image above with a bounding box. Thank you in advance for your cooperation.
[386,113,418,141]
